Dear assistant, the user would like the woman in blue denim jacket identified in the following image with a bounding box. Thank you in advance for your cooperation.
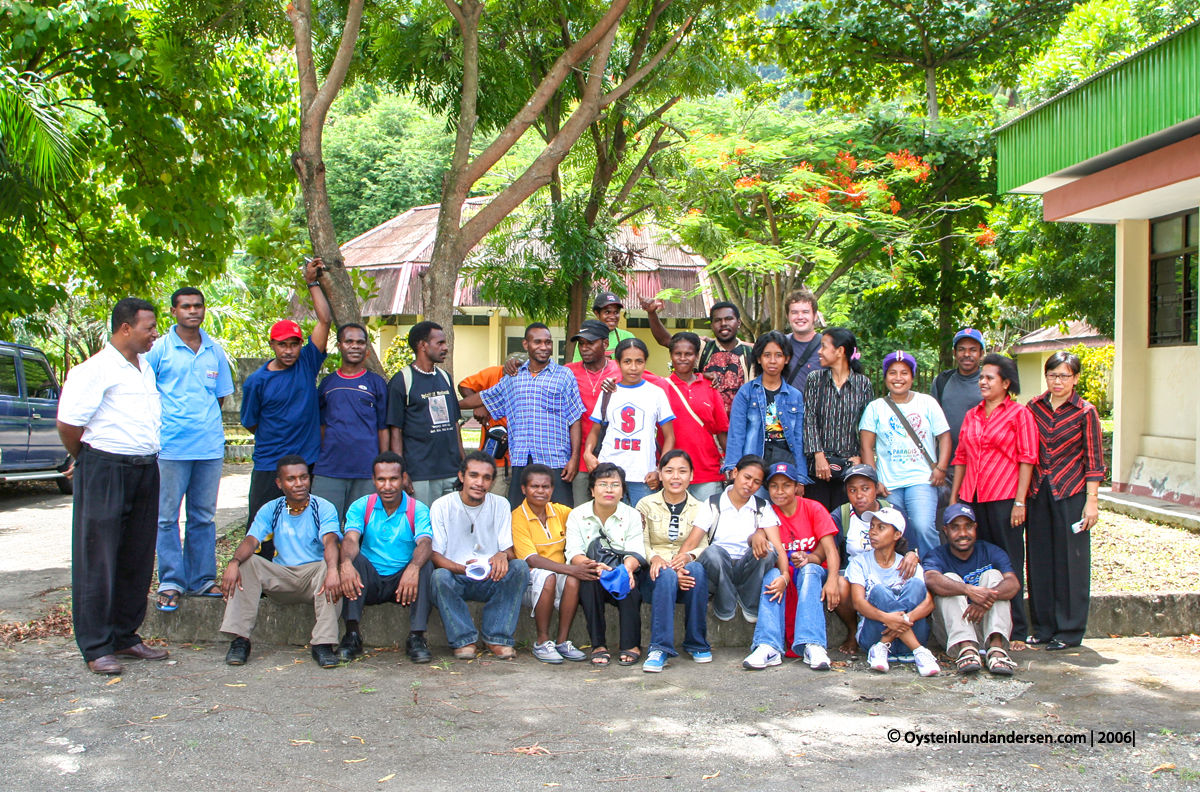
[723,332,811,484]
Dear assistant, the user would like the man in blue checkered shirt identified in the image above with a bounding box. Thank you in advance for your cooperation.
[464,323,585,508]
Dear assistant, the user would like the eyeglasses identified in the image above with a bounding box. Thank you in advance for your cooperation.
[594,481,623,491]
[1045,373,1076,382]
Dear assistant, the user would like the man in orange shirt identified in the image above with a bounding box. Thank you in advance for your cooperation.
[458,364,508,458]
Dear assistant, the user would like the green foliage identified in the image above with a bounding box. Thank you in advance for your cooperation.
[1064,342,1114,415]
[382,334,415,378]
[469,193,619,324]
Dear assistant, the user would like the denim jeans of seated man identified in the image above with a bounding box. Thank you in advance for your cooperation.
[749,564,830,655]
[430,559,529,648]
[640,562,710,657]
[699,544,778,621]
[857,577,931,657]
[156,458,223,595]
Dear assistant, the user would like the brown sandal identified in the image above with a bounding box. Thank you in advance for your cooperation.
[955,645,982,675]
[986,647,1017,676]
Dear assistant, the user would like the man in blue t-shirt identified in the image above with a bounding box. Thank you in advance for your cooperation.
[240,258,332,559]
[335,452,433,665]
[219,456,344,668]
[146,286,235,610]
[924,504,1020,676]
[311,323,389,520]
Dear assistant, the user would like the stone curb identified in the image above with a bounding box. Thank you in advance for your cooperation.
[142,592,1199,649]
[1100,491,1200,535]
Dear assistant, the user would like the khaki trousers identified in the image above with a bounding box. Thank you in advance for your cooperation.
[932,569,1013,651]
[220,556,339,646]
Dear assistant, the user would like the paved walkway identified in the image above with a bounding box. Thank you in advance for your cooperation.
[1100,487,1200,534]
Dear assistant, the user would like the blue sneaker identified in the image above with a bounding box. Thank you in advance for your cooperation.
[642,649,668,673]
[690,650,713,664]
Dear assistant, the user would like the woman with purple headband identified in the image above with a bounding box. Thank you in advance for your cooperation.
[858,350,952,563]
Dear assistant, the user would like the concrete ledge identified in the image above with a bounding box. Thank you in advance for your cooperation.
[142,592,1200,649]
[1100,488,1200,534]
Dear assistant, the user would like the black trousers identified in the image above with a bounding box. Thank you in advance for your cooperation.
[342,554,432,633]
[1027,483,1090,645]
[804,476,849,511]
[247,465,314,561]
[72,445,160,662]
[507,465,573,509]
[579,578,642,652]
[968,498,1028,640]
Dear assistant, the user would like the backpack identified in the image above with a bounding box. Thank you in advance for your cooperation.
[705,491,769,544]
[363,492,417,534]
[265,496,323,543]
[399,364,451,407]
[837,497,893,537]
[932,370,954,403]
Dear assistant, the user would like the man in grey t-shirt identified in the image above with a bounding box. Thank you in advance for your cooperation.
[931,328,985,452]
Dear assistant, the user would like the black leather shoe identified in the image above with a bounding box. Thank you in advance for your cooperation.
[1045,639,1071,651]
[406,633,433,664]
[337,631,364,662]
[311,643,340,668]
[226,637,251,666]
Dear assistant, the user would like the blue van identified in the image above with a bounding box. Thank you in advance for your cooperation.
[0,342,72,494]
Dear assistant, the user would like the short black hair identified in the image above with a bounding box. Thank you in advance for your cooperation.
[408,321,442,352]
[588,462,626,497]
[454,450,497,490]
[111,298,156,333]
[710,301,740,320]
[524,322,551,339]
[520,463,555,487]
[1044,350,1082,376]
[337,322,369,343]
[981,352,1021,397]
[750,331,791,376]
[734,454,768,479]
[658,449,693,471]
[614,336,649,361]
[372,450,405,476]
[170,287,204,308]
[276,454,309,474]
[669,331,702,354]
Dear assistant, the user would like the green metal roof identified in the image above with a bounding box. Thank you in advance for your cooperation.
[997,20,1200,194]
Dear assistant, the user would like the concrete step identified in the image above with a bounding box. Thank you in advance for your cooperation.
[1100,487,1200,534]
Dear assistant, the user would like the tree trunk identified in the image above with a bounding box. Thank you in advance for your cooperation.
[924,66,939,123]
[937,212,955,369]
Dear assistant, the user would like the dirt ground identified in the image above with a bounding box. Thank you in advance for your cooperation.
[2,635,1199,792]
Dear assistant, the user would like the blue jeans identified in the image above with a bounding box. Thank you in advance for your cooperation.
[857,578,930,655]
[624,481,653,506]
[642,563,710,657]
[156,458,223,594]
[751,565,829,654]
[688,481,725,501]
[431,560,529,648]
[886,483,940,562]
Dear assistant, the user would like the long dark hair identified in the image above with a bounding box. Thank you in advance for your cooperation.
[751,331,792,377]
[823,327,862,375]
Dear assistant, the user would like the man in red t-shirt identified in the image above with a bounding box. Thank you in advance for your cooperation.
[765,463,842,665]
[564,320,620,505]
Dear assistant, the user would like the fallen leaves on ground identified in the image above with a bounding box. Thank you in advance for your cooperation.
[1147,763,1176,775]
[344,758,366,763]
[378,775,395,783]
[703,771,721,780]
[1091,513,1200,593]
[106,677,121,685]
[0,603,72,644]
[514,744,552,756]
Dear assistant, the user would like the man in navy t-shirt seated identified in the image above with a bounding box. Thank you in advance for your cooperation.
[219,456,344,668]
[335,452,434,665]
[923,504,1020,677]
[240,257,332,559]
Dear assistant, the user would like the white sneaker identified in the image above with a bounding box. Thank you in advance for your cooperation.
[742,645,782,670]
[803,644,831,670]
[913,646,941,677]
[868,642,891,672]
[531,640,564,664]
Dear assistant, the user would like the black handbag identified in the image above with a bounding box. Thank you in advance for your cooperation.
[585,518,646,570]
[809,453,853,482]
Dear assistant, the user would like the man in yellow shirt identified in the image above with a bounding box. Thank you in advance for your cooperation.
[511,464,598,663]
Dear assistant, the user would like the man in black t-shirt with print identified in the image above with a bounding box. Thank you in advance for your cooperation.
[387,322,465,507]
[642,298,752,415]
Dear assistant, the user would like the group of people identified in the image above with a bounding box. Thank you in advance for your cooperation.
[56,260,1105,679]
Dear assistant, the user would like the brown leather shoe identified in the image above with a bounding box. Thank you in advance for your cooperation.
[87,655,123,675]
[487,644,516,660]
[453,644,478,660]
[115,642,169,661]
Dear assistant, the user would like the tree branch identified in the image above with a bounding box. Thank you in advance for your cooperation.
[599,16,693,109]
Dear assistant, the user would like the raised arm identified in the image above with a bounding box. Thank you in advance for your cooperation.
[305,258,333,352]
[640,297,674,348]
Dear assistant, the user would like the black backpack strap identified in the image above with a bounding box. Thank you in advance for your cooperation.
[933,370,952,402]
[705,492,723,543]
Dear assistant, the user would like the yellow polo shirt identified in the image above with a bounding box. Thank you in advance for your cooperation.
[511,500,572,563]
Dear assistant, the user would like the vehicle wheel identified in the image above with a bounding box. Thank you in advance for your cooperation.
[56,476,73,495]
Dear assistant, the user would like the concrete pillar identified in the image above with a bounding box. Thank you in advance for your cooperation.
[488,310,503,368]
[1112,219,1149,489]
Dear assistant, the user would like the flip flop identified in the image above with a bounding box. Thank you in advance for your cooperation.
[155,591,181,612]
[618,649,641,666]
[590,650,611,666]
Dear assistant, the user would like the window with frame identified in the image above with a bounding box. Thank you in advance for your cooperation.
[1150,210,1199,346]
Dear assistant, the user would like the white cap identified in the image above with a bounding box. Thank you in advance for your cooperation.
[862,507,906,535]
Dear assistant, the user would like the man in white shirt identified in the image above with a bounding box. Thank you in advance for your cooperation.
[57,298,169,675]
[429,451,529,660]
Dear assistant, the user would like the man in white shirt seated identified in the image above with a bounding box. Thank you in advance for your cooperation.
[429,451,529,660]
[677,455,780,623]
[219,455,344,668]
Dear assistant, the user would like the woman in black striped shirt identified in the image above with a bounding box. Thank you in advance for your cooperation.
[802,328,874,509]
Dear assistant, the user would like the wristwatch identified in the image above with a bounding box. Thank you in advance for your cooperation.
[1013,501,1025,507]
[306,281,320,288]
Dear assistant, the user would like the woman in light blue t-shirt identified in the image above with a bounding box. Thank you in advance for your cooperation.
[858,351,951,562]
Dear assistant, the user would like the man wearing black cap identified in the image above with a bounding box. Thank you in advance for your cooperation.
[571,291,635,362]
[565,320,621,505]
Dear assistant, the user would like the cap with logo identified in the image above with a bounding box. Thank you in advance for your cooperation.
[952,328,985,349]
[571,319,611,343]
[766,462,804,483]
[861,507,907,535]
[942,503,977,526]
[842,463,879,483]
[592,291,624,311]
[269,320,304,342]
[881,349,918,376]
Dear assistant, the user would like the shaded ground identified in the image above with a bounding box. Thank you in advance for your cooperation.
[1,637,1198,791]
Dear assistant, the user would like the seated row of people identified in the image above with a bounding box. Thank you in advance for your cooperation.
[218,449,1019,678]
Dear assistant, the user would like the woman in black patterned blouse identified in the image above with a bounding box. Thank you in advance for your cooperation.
[802,328,875,509]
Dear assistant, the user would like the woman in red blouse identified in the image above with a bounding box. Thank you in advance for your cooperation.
[1025,351,1105,651]
[949,354,1038,650]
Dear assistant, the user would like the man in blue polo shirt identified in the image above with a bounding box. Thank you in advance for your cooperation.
[311,323,389,520]
[146,287,235,611]
[219,455,344,668]
[240,258,332,559]
[335,452,434,665]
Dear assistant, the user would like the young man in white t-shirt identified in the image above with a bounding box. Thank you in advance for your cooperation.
[676,456,779,624]
[429,452,529,660]
[583,338,675,505]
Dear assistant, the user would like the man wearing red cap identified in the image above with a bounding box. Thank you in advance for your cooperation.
[240,259,333,558]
